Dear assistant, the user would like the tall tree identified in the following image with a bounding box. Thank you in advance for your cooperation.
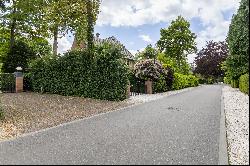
[194,41,229,79]
[72,0,100,56]
[224,0,249,81]
[0,0,49,51]
[157,16,197,68]
[43,0,101,56]
[135,44,158,61]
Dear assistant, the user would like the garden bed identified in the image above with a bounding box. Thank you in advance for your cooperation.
[0,92,130,141]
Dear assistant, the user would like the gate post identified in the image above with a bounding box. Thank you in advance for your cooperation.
[127,82,131,98]
[14,67,23,93]
[145,80,152,94]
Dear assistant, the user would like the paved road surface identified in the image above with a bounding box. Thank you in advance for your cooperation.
[0,85,223,165]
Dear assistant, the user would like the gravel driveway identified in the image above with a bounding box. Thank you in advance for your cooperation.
[223,86,249,165]
[0,92,130,141]
[0,85,223,165]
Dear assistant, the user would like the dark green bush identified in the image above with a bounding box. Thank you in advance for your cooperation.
[23,73,32,92]
[0,73,15,92]
[29,43,129,101]
[239,74,249,95]
[172,73,199,90]
[153,67,174,93]
[153,74,168,93]
[1,40,36,73]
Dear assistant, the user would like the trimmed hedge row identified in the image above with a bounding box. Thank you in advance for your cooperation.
[29,43,129,101]
[239,74,249,95]
[172,73,199,90]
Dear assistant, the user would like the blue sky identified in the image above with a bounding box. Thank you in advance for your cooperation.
[57,0,240,63]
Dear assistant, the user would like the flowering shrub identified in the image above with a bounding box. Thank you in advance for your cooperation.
[134,59,167,81]
[133,59,174,93]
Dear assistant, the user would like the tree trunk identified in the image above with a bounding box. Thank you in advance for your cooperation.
[53,26,58,56]
[10,19,16,50]
[10,0,17,51]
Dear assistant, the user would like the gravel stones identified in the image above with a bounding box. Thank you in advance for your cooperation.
[0,86,200,142]
[222,85,249,165]
[0,92,130,142]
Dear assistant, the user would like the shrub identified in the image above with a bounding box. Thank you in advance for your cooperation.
[153,74,168,93]
[134,59,167,81]
[0,73,15,93]
[1,40,36,73]
[239,74,249,95]
[153,66,174,93]
[23,73,32,92]
[29,43,129,101]
[223,77,231,84]
[231,79,239,88]
[134,59,174,93]
[172,73,199,90]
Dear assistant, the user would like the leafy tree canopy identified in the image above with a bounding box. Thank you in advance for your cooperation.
[157,16,197,66]
[135,44,158,60]
[224,0,249,80]
[1,40,37,73]
[194,41,229,79]
[157,52,191,75]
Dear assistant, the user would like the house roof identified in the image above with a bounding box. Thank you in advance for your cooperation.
[72,35,134,60]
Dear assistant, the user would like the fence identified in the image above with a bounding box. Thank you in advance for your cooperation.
[130,77,146,96]
[0,73,16,93]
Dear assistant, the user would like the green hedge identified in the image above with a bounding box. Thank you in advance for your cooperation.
[153,67,174,93]
[29,43,129,101]
[153,74,168,93]
[172,73,199,90]
[239,74,249,95]
[0,73,15,93]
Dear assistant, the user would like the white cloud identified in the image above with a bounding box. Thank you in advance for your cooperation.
[50,0,240,61]
[129,50,138,56]
[97,0,240,27]
[97,0,240,54]
[139,35,152,43]
[48,36,72,54]
[129,48,145,56]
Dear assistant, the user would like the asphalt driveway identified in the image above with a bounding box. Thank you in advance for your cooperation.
[0,85,223,165]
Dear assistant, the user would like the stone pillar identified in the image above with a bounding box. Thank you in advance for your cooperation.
[14,72,23,93]
[127,83,131,98]
[145,80,153,94]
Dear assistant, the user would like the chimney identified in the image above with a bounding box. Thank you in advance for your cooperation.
[96,33,100,38]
